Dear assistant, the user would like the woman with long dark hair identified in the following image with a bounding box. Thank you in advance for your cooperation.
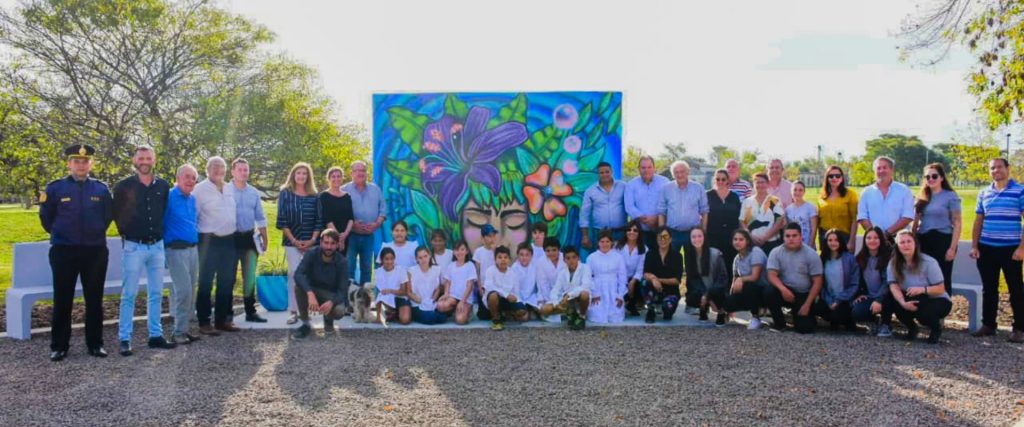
[912,162,961,295]
[706,168,741,282]
[888,230,953,344]
[851,226,895,336]
[616,220,647,315]
[683,227,727,321]
[816,229,860,331]
[706,229,768,328]
[817,165,859,252]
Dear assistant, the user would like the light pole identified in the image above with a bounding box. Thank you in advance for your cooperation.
[1007,133,1012,158]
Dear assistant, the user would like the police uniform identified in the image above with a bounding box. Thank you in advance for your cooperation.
[39,144,113,359]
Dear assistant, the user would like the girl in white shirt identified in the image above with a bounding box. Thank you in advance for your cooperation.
[401,246,447,325]
[615,220,646,315]
[436,240,477,324]
[378,220,417,272]
[372,247,406,324]
[430,229,453,273]
[586,230,628,324]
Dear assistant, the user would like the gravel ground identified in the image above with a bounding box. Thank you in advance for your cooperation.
[1,320,1023,426]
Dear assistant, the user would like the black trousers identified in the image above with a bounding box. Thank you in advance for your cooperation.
[197,234,238,325]
[893,296,952,331]
[918,230,954,295]
[815,300,854,329]
[295,287,345,325]
[707,282,761,316]
[763,286,820,333]
[49,244,108,352]
[977,244,1024,330]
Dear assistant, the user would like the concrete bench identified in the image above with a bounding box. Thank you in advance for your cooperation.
[6,238,173,340]
[950,240,983,333]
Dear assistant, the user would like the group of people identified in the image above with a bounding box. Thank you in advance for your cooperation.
[38,143,1024,361]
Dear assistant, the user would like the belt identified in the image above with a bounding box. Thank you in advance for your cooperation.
[166,241,197,249]
[236,229,254,235]
[200,233,234,239]
[125,236,161,245]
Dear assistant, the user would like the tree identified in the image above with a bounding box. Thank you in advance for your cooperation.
[0,90,62,206]
[708,145,737,168]
[946,143,1001,185]
[900,1,1024,129]
[622,144,669,180]
[0,0,366,197]
[0,0,273,181]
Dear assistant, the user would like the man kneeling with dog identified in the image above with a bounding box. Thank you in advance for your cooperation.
[293,229,349,338]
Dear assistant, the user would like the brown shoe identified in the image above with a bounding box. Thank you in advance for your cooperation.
[971,325,996,337]
[198,325,221,336]
[1009,330,1024,343]
[215,322,241,332]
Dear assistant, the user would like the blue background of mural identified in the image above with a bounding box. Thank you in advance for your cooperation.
[373,91,622,249]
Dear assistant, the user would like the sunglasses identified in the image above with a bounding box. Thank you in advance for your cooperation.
[715,177,728,182]
[827,174,843,179]
[627,228,640,233]
[923,173,941,181]
[658,234,672,240]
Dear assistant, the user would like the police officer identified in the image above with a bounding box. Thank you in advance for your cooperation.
[39,144,113,361]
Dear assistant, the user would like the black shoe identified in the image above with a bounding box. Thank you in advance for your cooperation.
[50,350,67,362]
[927,327,942,344]
[902,324,919,341]
[627,306,640,317]
[645,306,656,324]
[663,313,674,321]
[292,324,312,339]
[148,336,177,350]
[715,313,727,327]
[87,347,108,358]
[245,313,268,323]
[119,340,133,357]
[699,307,709,321]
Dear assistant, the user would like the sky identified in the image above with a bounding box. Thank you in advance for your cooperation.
[224,0,982,161]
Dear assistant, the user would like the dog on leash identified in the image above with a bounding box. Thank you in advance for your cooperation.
[349,281,376,324]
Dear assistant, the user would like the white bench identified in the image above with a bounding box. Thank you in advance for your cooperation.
[950,240,984,333]
[6,238,173,340]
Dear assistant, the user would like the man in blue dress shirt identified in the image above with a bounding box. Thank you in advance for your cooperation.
[579,161,626,258]
[625,155,669,249]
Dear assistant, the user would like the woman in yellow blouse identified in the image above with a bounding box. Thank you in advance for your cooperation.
[818,165,859,252]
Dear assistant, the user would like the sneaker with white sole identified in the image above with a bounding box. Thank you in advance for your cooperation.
[748,317,763,330]
[877,324,892,338]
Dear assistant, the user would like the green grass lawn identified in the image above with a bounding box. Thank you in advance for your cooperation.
[0,187,990,305]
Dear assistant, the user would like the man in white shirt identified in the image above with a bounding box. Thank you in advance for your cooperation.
[857,156,915,241]
[192,156,240,335]
[766,159,793,208]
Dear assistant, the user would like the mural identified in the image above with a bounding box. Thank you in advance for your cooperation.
[373,92,623,250]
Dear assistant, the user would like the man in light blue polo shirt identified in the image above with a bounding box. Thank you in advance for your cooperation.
[857,156,914,240]
[230,158,269,323]
[164,164,201,345]
[657,160,708,249]
[625,155,669,249]
[970,157,1024,342]
[342,160,387,285]
[580,161,626,257]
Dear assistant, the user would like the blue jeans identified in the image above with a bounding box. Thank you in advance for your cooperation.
[348,233,377,285]
[119,240,166,341]
[669,228,692,251]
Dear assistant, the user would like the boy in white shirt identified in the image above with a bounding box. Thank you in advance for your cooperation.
[540,246,593,330]
[473,224,499,320]
[484,246,525,331]
[512,242,541,320]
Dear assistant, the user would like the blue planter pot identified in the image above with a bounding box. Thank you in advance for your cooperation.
[257,275,288,311]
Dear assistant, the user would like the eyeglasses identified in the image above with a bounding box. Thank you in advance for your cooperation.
[827,174,843,179]
[923,173,940,181]
[658,234,672,240]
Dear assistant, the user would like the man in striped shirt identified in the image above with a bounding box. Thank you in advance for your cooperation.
[970,158,1024,342]
[725,158,751,199]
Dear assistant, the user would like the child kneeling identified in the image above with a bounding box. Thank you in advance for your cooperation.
[540,246,592,330]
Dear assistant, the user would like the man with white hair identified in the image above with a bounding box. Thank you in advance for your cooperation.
[725,158,752,199]
[657,160,708,249]
[164,164,202,345]
[857,156,914,241]
[192,156,240,335]
[766,159,793,208]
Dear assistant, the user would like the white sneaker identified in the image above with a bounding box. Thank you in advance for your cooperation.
[748,317,763,330]
[877,324,892,337]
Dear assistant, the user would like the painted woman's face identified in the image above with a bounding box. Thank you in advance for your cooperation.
[462,198,529,250]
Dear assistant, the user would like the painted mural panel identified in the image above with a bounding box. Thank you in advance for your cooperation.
[373,92,623,250]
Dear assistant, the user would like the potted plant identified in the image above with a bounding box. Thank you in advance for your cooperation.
[256,252,289,311]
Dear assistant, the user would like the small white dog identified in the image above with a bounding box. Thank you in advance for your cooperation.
[349,281,376,324]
